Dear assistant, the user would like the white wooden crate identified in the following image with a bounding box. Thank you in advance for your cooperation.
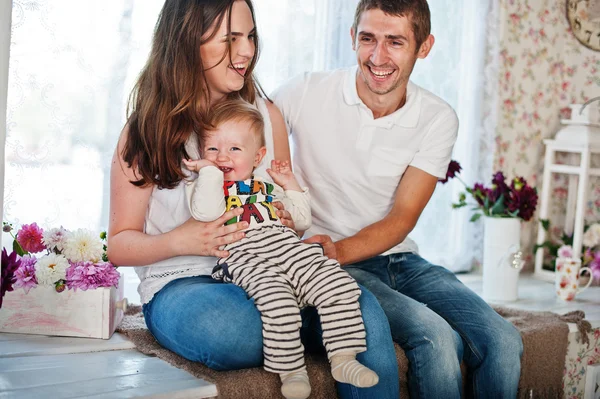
[0,274,127,339]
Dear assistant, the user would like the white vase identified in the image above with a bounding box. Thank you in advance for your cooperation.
[482,217,524,302]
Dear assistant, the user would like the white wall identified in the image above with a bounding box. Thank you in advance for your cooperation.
[0,0,12,247]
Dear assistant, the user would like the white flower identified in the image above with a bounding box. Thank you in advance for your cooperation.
[35,253,69,286]
[42,227,69,252]
[62,228,104,262]
[582,223,600,248]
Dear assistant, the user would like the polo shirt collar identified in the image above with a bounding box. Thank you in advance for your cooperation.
[343,65,421,128]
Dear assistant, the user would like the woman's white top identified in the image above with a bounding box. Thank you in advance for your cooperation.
[134,97,275,304]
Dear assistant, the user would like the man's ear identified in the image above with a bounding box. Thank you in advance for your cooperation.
[417,34,435,59]
[350,27,356,51]
[254,146,267,167]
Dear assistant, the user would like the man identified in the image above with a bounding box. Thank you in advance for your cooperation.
[272,0,523,398]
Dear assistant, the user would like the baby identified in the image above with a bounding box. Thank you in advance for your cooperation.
[183,99,378,399]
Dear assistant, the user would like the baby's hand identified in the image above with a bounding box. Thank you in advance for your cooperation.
[183,158,216,173]
[267,160,301,191]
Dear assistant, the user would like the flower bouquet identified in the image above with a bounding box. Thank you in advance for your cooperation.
[441,161,539,301]
[535,220,600,283]
[0,222,125,339]
[440,161,539,222]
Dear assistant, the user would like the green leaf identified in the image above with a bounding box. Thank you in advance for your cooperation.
[489,194,506,216]
[539,219,550,232]
[452,202,468,209]
[561,232,573,246]
[534,241,562,257]
[470,213,482,222]
[13,239,26,256]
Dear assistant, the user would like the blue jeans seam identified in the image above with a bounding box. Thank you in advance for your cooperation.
[386,256,396,290]
[432,296,484,366]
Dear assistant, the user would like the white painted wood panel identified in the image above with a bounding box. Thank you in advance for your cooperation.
[0,350,217,399]
[0,332,135,358]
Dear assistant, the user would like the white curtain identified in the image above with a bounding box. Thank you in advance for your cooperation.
[3,0,491,272]
[0,0,12,252]
[408,0,492,272]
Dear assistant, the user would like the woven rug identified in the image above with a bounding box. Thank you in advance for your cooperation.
[117,305,591,399]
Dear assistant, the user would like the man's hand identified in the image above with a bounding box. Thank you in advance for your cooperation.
[267,160,302,191]
[303,234,338,261]
[183,158,216,173]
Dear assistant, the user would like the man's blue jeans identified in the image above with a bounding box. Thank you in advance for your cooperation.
[345,253,523,399]
[143,275,400,399]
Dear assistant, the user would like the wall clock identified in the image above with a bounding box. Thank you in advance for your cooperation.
[567,0,600,51]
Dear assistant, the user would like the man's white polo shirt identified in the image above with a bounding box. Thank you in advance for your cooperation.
[272,66,458,256]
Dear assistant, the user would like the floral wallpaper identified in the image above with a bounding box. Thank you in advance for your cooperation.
[495,0,600,270]
[564,328,600,398]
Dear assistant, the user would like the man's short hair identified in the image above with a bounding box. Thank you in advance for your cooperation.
[207,98,266,147]
[352,0,431,51]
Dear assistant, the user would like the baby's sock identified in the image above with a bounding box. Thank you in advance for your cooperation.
[330,353,379,388]
[280,368,311,399]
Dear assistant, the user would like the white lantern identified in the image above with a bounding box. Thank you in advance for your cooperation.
[534,98,600,281]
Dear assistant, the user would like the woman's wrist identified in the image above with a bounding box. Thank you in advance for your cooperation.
[163,228,185,257]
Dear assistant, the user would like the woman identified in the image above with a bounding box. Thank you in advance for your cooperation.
[108,1,399,398]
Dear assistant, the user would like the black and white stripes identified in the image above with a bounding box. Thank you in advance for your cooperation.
[213,225,367,374]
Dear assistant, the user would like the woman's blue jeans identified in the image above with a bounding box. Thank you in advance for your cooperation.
[345,253,523,399]
[143,275,400,399]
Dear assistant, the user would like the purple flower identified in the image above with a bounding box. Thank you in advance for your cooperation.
[590,251,600,282]
[471,183,491,207]
[507,178,538,221]
[1,249,21,309]
[13,255,37,294]
[16,223,46,254]
[439,160,462,184]
[490,172,510,204]
[65,261,120,291]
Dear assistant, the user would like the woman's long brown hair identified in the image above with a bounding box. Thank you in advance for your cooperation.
[123,0,262,189]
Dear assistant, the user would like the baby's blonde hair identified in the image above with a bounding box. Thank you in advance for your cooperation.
[205,98,265,147]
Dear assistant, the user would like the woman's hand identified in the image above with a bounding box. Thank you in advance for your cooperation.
[174,207,248,258]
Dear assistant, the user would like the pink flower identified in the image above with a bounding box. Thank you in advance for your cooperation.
[13,256,37,294]
[16,223,46,254]
[557,245,574,259]
[65,261,120,291]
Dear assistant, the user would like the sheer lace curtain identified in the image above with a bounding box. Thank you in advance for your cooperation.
[3,0,492,272]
